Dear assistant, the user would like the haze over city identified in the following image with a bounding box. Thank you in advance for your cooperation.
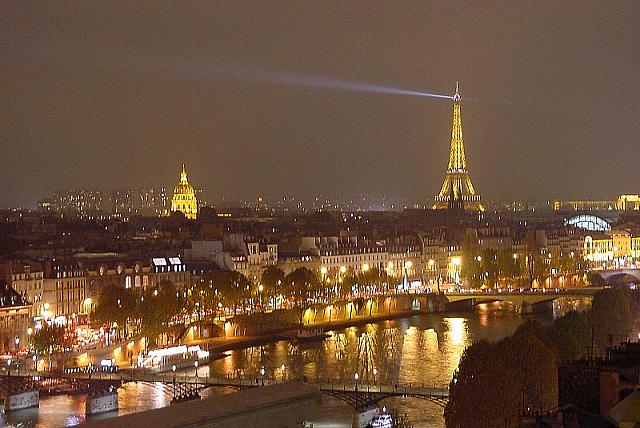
[3,3,640,428]
[3,2,640,208]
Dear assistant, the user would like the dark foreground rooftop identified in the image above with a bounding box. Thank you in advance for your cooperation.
[82,381,321,428]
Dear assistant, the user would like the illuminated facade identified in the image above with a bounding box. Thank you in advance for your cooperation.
[583,230,640,266]
[299,236,422,281]
[4,260,44,319]
[171,165,198,220]
[616,194,640,211]
[553,199,615,211]
[433,83,484,211]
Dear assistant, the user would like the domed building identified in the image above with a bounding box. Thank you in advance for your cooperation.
[171,165,198,219]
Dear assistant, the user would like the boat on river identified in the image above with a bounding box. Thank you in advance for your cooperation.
[352,407,379,428]
[370,413,393,428]
[279,327,329,342]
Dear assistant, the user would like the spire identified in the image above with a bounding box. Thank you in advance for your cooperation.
[180,164,188,184]
[453,81,461,102]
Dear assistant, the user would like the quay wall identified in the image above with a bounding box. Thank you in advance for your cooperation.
[189,293,448,339]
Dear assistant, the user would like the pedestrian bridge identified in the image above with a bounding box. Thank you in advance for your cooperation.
[5,370,448,410]
[442,287,601,311]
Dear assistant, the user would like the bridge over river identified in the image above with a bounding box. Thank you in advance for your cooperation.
[4,370,449,410]
[440,286,601,313]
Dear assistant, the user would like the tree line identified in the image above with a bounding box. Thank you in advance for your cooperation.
[90,265,395,344]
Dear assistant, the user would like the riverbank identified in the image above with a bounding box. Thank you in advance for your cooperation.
[187,308,421,354]
[9,305,546,428]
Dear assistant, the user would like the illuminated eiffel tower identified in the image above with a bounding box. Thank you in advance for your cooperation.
[432,82,484,211]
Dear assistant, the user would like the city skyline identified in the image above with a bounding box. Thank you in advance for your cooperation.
[3,3,640,208]
[3,4,640,428]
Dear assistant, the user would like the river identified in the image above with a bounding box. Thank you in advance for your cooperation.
[1,300,588,427]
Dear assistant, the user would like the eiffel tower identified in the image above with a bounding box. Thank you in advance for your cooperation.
[433,82,484,211]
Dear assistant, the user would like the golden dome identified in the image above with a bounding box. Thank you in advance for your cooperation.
[171,165,198,219]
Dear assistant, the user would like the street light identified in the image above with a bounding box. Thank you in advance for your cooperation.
[451,257,462,285]
[281,364,286,381]
[373,367,377,384]
[354,372,359,391]
[194,360,199,378]
[172,364,177,399]
[257,283,264,311]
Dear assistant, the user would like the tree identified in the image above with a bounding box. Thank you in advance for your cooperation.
[513,319,552,348]
[445,340,521,427]
[284,267,317,306]
[549,310,591,360]
[261,266,285,309]
[185,275,221,320]
[213,270,251,314]
[460,239,482,286]
[92,284,136,338]
[497,250,520,282]
[589,286,632,349]
[498,334,558,413]
[446,332,558,428]
[138,282,181,340]
[30,324,71,354]
[515,311,592,361]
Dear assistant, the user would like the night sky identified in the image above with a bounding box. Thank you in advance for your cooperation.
[3,2,639,208]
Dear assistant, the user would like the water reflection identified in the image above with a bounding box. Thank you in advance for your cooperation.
[6,305,564,428]
[207,308,545,389]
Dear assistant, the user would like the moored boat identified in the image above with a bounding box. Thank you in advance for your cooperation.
[279,327,329,341]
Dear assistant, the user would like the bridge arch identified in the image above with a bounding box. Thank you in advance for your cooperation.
[590,269,640,285]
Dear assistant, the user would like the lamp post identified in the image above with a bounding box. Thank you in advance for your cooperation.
[451,257,462,286]
[354,372,359,391]
[373,367,377,385]
[194,360,199,378]
[428,259,435,292]
[404,260,413,293]
[172,364,177,399]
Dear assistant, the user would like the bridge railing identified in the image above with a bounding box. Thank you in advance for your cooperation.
[6,370,449,396]
[317,382,449,397]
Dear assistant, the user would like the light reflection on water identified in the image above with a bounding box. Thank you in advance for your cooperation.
[201,303,555,427]
[2,300,585,428]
